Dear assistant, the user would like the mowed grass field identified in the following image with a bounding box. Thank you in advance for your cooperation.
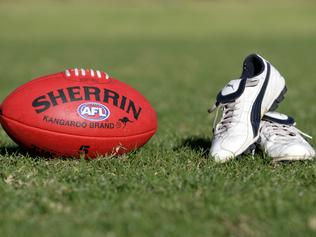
[0,0,316,236]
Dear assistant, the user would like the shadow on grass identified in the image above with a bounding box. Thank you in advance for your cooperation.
[0,144,57,160]
[0,145,30,157]
[0,144,135,161]
[175,136,211,157]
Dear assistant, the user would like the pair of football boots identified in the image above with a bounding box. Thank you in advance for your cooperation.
[209,54,315,162]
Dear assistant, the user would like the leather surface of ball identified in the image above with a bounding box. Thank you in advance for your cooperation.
[0,68,158,158]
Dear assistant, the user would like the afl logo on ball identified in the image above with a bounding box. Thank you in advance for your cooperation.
[77,102,110,121]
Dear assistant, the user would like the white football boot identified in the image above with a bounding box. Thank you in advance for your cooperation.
[258,112,315,161]
[209,54,286,162]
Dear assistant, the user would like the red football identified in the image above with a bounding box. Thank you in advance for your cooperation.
[0,68,157,158]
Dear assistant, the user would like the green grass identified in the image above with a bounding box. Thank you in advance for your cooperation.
[1,1,316,236]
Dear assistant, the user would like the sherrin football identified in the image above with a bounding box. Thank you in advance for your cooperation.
[0,68,158,158]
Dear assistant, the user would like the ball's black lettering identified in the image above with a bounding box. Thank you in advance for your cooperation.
[32,96,51,113]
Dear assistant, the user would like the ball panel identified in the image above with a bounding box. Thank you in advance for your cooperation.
[0,115,156,157]
[1,75,157,137]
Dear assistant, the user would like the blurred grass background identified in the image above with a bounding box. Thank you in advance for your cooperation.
[0,1,316,237]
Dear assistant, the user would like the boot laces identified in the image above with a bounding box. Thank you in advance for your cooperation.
[208,101,239,135]
[208,79,259,136]
[263,121,312,142]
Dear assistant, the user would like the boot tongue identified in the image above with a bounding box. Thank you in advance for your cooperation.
[221,79,241,96]
[263,112,295,125]
[216,79,246,104]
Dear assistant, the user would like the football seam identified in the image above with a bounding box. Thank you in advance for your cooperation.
[1,115,157,138]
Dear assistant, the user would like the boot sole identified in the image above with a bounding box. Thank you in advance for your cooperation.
[268,86,287,111]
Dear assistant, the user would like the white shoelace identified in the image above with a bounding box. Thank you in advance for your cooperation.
[208,79,259,135]
[262,121,312,143]
[208,101,239,135]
